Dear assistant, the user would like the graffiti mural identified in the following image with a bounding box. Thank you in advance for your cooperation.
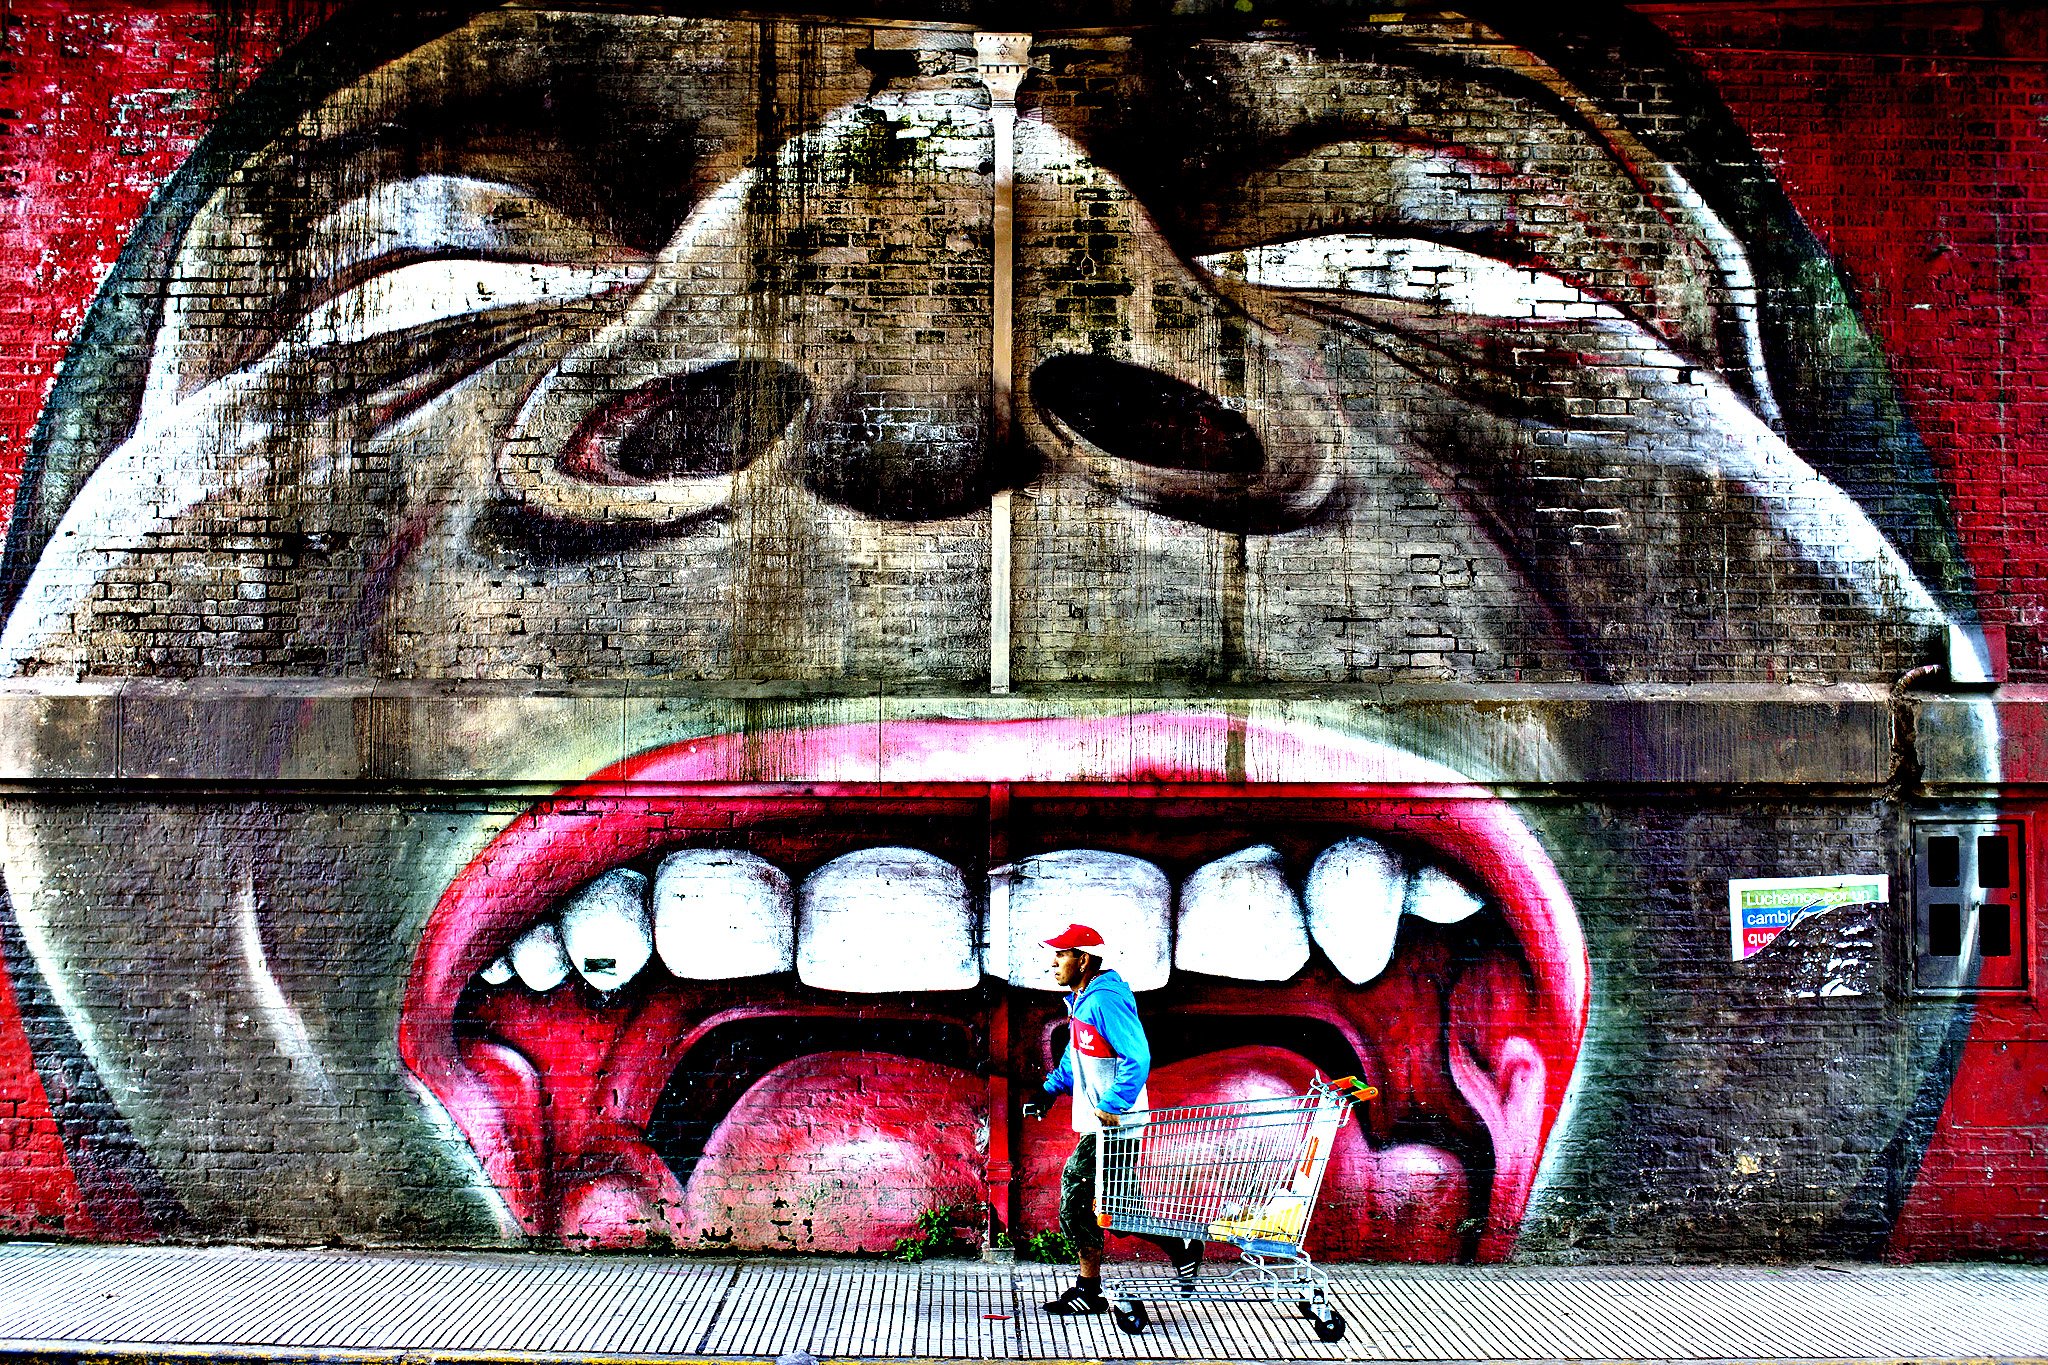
[0,1,2021,1258]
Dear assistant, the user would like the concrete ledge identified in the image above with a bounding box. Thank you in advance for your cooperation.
[0,682,1903,788]
[1919,685,2048,788]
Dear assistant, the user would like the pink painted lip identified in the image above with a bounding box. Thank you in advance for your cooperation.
[399,711,1589,1257]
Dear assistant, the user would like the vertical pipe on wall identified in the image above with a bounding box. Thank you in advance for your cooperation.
[982,782,1016,1253]
[975,33,1029,695]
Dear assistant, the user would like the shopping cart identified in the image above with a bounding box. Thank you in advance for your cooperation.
[1094,1074,1377,1340]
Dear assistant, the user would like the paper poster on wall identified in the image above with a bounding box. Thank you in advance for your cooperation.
[1728,875,1890,961]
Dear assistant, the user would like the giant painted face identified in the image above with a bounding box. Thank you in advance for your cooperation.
[0,4,1990,1255]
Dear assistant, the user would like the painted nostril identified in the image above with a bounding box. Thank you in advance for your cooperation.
[1030,353,1264,476]
[564,360,810,485]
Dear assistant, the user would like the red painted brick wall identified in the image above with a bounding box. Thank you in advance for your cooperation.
[1648,3,2048,679]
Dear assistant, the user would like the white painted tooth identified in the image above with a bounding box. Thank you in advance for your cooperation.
[655,849,795,979]
[1176,844,1309,981]
[560,867,653,991]
[1405,864,1484,925]
[509,919,572,993]
[798,846,978,993]
[1304,837,1407,986]
[1005,849,1172,992]
[480,956,516,987]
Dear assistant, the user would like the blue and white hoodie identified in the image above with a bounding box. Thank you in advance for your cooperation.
[1042,968,1151,1134]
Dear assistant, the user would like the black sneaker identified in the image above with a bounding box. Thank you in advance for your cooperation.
[1043,1285,1110,1315]
[1170,1239,1204,1294]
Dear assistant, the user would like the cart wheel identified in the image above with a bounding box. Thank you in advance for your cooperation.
[1112,1301,1149,1335]
[1296,1300,1316,1319]
[1311,1311,1347,1343]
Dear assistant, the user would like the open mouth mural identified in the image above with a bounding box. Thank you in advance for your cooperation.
[400,712,1588,1261]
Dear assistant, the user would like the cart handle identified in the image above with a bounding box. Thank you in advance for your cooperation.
[1330,1075,1380,1102]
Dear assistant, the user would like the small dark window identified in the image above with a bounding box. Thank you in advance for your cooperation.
[1930,903,1963,957]
[1928,836,1961,887]
[1979,835,2011,889]
[1982,905,2014,958]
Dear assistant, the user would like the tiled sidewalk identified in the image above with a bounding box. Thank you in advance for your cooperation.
[0,1242,2043,1362]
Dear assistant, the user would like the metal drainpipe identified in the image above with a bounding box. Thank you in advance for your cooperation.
[971,38,1031,1255]
[975,33,1029,695]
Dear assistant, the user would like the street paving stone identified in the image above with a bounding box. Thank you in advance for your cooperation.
[0,1242,2042,1361]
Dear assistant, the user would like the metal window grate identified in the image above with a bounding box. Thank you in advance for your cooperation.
[1913,820,2027,993]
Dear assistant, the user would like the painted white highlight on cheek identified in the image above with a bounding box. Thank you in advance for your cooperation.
[1201,235,1624,322]
[797,847,978,993]
[509,919,572,993]
[1950,697,2003,787]
[289,260,646,348]
[1304,836,1407,986]
[1005,849,1172,992]
[1405,864,1485,925]
[653,849,795,980]
[1948,622,1996,686]
[1694,379,1950,630]
[558,867,652,991]
[1,370,280,676]
[235,871,340,1107]
[1175,844,1310,981]
[1195,235,1946,637]
[403,1073,524,1242]
[0,821,135,1115]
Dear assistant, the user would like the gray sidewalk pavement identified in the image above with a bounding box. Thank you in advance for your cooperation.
[0,1241,2043,1364]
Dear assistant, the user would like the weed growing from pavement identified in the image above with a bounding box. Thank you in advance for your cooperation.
[893,1207,973,1262]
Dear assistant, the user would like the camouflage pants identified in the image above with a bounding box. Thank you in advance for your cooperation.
[1059,1132,1106,1253]
[1060,1131,1187,1260]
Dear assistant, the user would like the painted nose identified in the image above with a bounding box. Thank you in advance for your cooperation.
[801,371,996,521]
[496,106,1001,529]
[497,111,1332,533]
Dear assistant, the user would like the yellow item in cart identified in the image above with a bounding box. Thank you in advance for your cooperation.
[1207,1130,1327,1243]
[1207,1192,1310,1244]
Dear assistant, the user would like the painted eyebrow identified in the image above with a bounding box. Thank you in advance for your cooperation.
[1112,31,1779,419]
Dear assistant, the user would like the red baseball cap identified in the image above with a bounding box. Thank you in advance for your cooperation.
[1042,923,1106,951]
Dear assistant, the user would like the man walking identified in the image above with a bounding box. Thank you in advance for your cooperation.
[1024,923,1203,1315]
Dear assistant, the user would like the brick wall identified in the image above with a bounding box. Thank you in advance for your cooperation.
[0,1,2040,1260]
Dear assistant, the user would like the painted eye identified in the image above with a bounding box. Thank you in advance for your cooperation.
[1193,235,1623,323]
[137,175,652,432]
[287,259,646,349]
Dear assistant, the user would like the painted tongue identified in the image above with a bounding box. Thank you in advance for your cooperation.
[673,1052,987,1253]
[461,988,693,1246]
